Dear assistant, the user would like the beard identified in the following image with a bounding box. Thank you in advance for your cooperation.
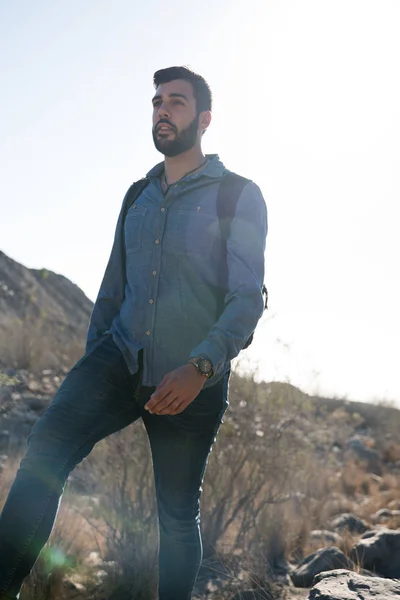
[152,115,200,157]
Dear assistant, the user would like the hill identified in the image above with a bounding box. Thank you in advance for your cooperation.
[0,250,93,370]
[1,251,400,600]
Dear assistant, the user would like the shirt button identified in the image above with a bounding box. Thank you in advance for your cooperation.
[152,270,157,276]
[149,299,154,304]
[161,207,165,212]
[146,330,151,336]
[155,239,160,244]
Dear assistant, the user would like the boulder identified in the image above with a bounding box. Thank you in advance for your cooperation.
[84,551,103,567]
[21,393,49,413]
[290,547,353,588]
[349,527,400,578]
[346,437,382,474]
[330,513,370,535]
[371,508,400,524]
[308,568,400,599]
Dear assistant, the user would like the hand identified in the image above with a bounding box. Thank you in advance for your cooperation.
[144,364,207,415]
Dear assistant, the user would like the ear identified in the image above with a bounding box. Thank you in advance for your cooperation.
[199,110,212,134]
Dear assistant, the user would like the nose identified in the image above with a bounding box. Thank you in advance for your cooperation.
[157,102,171,120]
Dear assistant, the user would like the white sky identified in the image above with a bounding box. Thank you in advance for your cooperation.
[1,0,399,405]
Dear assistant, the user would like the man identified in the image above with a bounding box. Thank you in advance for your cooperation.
[0,66,267,600]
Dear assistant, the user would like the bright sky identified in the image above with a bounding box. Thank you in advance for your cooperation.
[1,0,399,405]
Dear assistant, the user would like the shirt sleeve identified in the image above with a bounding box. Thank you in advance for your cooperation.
[189,181,268,378]
[85,191,129,353]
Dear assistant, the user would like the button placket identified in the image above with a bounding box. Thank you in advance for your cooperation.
[146,191,164,349]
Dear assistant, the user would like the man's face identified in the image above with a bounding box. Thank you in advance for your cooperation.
[152,79,201,157]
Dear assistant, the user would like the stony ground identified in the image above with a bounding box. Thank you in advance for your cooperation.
[1,368,400,600]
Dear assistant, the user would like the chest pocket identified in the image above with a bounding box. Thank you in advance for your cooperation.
[125,204,147,253]
[171,209,221,259]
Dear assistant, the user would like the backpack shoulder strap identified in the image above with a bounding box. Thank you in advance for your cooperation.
[122,177,150,221]
[121,177,149,276]
[216,172,250,242]
[216,173,250,317]
[216,172,268,327]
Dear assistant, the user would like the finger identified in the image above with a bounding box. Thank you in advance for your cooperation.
[157,397,183,415]
[145,383,171,410]
[145,394,166,412]
[166,397,190,416]
[148,392,176,414]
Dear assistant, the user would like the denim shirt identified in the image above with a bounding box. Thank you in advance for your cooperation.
[85,154,267,389]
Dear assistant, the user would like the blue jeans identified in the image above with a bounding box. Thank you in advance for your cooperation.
[0,334,230,600]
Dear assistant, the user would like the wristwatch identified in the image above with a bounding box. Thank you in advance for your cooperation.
[188,357,214,379]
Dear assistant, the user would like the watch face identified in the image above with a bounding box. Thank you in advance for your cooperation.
[199,358,212,374]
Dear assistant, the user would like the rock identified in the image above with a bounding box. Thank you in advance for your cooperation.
[7,406,37,423]
[63,578,86,594]
[94,569,107,580]
[0,453,8,474]
[290,547,353,588]
[372,508,400,523]
[330,513,370,535]
[26,380,41,393]
[21,393,49,413]
[349,528,400,578]
[308,568,400,599]
[84,551,103,567]
[346,437,382,474]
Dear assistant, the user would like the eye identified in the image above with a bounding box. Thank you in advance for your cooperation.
[173,100,184,105]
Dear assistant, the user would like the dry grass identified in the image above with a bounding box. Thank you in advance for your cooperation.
[0,317,84,373]
[75,423,159,600]
[0,465,102,600]
[20,514,86,600]
[340,462,371,498]
[0,457,21,509]
[1,369,400,599]
[382,441,400,463]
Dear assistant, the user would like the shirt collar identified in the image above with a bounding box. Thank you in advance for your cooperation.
[146,154,226,181]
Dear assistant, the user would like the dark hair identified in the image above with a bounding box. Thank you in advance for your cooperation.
[153,66,212,113]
